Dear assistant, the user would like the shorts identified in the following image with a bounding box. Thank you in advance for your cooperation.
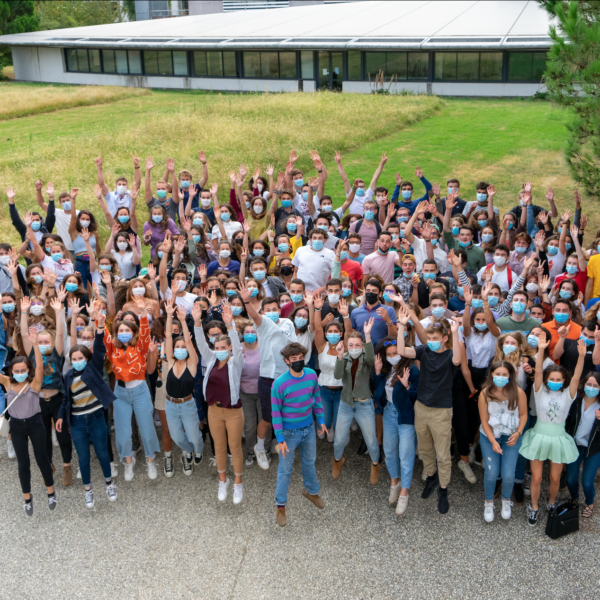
[258,376,275,425]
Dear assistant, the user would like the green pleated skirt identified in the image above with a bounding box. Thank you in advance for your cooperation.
[519,421,578,464]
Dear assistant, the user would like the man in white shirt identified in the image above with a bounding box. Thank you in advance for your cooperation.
[348,152,388,215]
[261,297,296,339]
[35,185,79,252]
[95,152,141,217]
[477,244,514,292]
[292,230,335,293]
[159,266,197,314]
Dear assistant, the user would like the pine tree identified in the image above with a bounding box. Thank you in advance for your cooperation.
[540,1,600,197]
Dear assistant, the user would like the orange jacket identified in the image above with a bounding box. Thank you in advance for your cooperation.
[103,315,150,382]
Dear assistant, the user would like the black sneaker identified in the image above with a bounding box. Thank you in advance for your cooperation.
[422,472,439,499]
[437,487,449,514]
[245,452,255,466]
[194,452,203,466]
[23,496,33,517]
[357,439,368,455]
[513,482,524,505]
[494,478,502,498]
[182,453,193,476]
[527,504,539,526]
[48,494,57,511]
[164,455,174,478]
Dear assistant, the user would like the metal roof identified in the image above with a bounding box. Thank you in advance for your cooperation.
[0,1,554,50]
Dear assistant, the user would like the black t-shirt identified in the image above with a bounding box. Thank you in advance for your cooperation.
[562,338,595,376]
[274,207,302,236]
[414,346,457,408]
[508,204,544,221]
[414,276,450,309]
[321,302,355,335]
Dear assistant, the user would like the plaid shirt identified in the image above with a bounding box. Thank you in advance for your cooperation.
[393,273,413,303]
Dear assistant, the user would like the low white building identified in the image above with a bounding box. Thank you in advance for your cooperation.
[0,0,553,96]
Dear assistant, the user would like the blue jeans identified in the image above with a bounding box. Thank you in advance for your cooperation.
[70,410,112,486]
[165,398,204,455]
[333,399,380,463]
[75,256,93,289]
[515,414,535,483]
[113,381,160,460]
[319,386,341,430]
[383,403,416,489]
[566,445,600,505]
[275,423,319,506]
[480,431,523,500]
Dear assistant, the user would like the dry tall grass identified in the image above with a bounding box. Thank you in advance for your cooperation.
[0,83,151,120]
[0,91,442,252]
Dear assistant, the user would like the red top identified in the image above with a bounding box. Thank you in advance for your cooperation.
[206,361,232,408]
[554,270,587,297]
[339,258,364,292]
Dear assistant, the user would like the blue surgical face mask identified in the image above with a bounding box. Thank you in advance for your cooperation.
[180,180,191,189]
[476,193,487,202]
[431,307,446,319]
[13,372,28,383]
[290,294,303,304]
[51,252,63,262]
[33,275,44,283]
[302,192,308,201]
[431,238,439,246]
[281,199,292,208]
[253,248,265,257]
[39,344,52,355]
[567,242,573,250]
[294,178,304,188]
[565,264,578,275]
[317,225,328,233]
[459,240,471,248]
[2,303,15,313]
[477,220,487,228]
[295,316,308,329]
[72,359,87,371]
[62,201,71,211]
[65,282,78,293]
[527,334,539,348]
[451,226,459,236]
[321,204,332,212]
[382,292,392,303]
[214,350,230,361]
[547,245,559,256]
[340,251,349,261]
[474,323,488,331]
[547,381,563,392]
[250,288,259,297]
[231,306,243,316]
[364,210,374,221]
[584,386,600,398]
[472,299,483,309]
[559,290,572,299]
[220,213,231,222]
[482,234,494,243]
[512,301,526,315]
[493,375,509,388]
[355,188,365,197]
[326,333,341,345]
[226,289,237,297]
[244,333,257,344]
[157,251,163,259]
[193,218,203,226]
[312,240,324,251]
[286,223,297,232]
[448,187,456,195]
[401,190,412,200]
[457,287,464,297]
[118,332,133,344]
[253,270,266,281]
[118,215,129,224]
[487,296,499,307]
[503,344,517,355]
[152,214,163,223]
[265,311,279,322]
[423,273,436,281]
[173,347,189,360]
[31,221,41,231]
[507,222,514,230]
[191,235,201,244]
[398,216,409,223]
[580,334,595,347]
[515,246,527,254]
[208,336,216,345]
[342,288,351,297]
[427,341,442,352]
[554,312,569,323]
[156,190,167,200]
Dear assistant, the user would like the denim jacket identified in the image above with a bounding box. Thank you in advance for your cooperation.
[373,365,419,426]
[58,331,116,427]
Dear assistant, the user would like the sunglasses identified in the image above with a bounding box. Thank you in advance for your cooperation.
[383,340,397,347]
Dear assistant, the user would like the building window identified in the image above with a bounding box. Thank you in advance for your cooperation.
[347,50,361,80]
[193,51,238,77]
[365,52,427,80]
[66,48,96,73]
[434,52,502,81]
[242,51,298,78]
[301,50,314,79]
[128,50,142,74]
[143,50,173,76]
[508,52,547,81]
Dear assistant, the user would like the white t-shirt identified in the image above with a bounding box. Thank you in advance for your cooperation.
[476,265,511,292]
[261,281,274,298]
[112,249,137,281]
[293,192,319,227]
[296,329,315,363]
[348,187,373,215]
[162,289,198,314]
[104,190,132,217]
[463,330,496,368]
[411,236,450,273]
[548,249,566,282]
[311,206,344,227]
[211,220,243,242]
[277,317,296,339]
[292,245,335,291]
[533,383,576,424]
[529,356,556,416]
[54,209,80,252]
[41,254,74,286]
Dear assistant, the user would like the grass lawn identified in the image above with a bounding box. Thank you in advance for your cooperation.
[0,85,586,264]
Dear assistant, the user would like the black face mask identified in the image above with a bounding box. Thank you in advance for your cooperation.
[365,292,379,305]
[200,310,208,321]
[280,266,293,276]
[172,332,180,340]
[289,359,305,373]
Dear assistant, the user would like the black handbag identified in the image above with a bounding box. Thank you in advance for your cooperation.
[545,499,579,540]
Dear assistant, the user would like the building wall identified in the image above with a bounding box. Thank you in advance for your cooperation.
[188,1,223,15]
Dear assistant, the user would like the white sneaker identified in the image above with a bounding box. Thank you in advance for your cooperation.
[396,495,409,516]
[254,444,270,471]
[84,486,94,509]
[458,460,477,484]
[233,483,243,505]
[76,468,82,479]
[146,459,157,480]
[501,499,513,520]
[124,456,136,481]
[484,501,494,523]
[218,478,229,502]
[110,462,118,478]
[106,483,117,502]
[389,483,401,505]
[327,428,335,443]
[7,439,16,459]
[51,428,59,447]
[317,429,325,440]
[351,418,358,432]
[468,443,477,465]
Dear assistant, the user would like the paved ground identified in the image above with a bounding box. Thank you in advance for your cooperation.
[1,432,599,600]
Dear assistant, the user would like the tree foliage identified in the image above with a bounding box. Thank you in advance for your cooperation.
[35,0,123,31]
[541,0,600,197]
[0,1,38,36]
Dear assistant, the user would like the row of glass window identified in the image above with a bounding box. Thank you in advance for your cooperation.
[65,48,547,82]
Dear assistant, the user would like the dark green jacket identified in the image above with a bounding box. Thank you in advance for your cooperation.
[333,341,374,407]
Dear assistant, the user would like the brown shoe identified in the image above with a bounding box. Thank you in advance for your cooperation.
[332,457,345,479]
[302,489,325,509]
[62,464,72,487]
[276,506,287,527]
[370,463,380,485]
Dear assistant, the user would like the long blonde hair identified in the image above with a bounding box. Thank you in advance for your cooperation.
[494,332,533,367]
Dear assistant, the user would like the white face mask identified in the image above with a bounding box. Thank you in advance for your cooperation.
[387,355,401,365]
[80,340,94,350]
[219,250,231,259]
[349,243,361,253]
[117,185,127,196]
[177,280,187,292]
[0,256,10,266]
[348,348,362,359]
[327,294,340,304]
[117,242,128,251]
[253,204,263,212]
[30,305,44,316]
[493,256,506,267]
[201,198,211,207]
[526,282,539,293]
[80,220,90,228]
[257,183,263,191]
[132,287,145,296]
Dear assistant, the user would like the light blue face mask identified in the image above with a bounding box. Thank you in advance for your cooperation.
[278,243,289,253]
[584,386,600,398]
[191,235,201,244]
[152,215,163,223]
[312,240,324,251]
[364,211,374,221]
[317,225,328,232]
[482,234,494,243]
[431,306,446,318]
[295,316,308,328]
[65,282,78,292]
[431,238,439,246]
[487,296,499,307]
[459,240,471,248]
[220,213,230,222]
[472,299,483,309]
[13,372,28,383]
[253,270,266,281]
[427,341,442,352]
[294,178,304,188]
[156,190,167,200]
[225,289,237,297]
[287,223,297,232]
[342,288,351,297]
[208,336,216,345]
[527,334,539,348]
[477,220,487,228]
[457,287,464,297]
[51,252,63,262]
[559,290,572,299]
[118,215,129,224]
[157,251,163,259]
[321,204,332,212]
[512,301,526,315]
[452,227,459,236]
[214,350,230,361]
[326,333,341,345]
[180,180,191,189]
[302,192,308,201]
[340,251,348,261]
[33,275,44,283]
[503,344,517,355]
[423,273,436,281]
[62,201,71,211]
[281,200,292,208]
[398,216,409,223]
[265,312,279,322]
[554,312,569,323]
[383,292,392,303]
[290,294,303,304]
[565,264,578,275]
[493,376,509,388]
[117,332,132,344]
[244,333,257,344]
[72,359,87,371]
[476,193,487,202]
[231,306,243,316]
[507,222,514,230]
[193,218,203,226]
[580,334,595,347]
[448,187,456,195]
[250,288,259,297]
[2,303,15,313]
[355,188,365,197]
[547,245,559,256]
[547,381,563,391]
[515,246,528,254]
[253,248,265,257]
[31,221,41,231]
[401,190,412,200]
[474,323,488,331]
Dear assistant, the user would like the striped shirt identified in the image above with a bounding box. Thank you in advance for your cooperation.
[70,375,102,416]
[271,368,325,444]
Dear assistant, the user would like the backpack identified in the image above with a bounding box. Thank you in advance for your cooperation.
[354,219,382,236]
[484,263,513,288]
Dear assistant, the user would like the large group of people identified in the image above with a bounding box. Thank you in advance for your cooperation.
[1,149,599,528]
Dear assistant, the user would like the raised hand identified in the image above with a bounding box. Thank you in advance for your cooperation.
[463,285,473,304]
[81,228,91,242]
[68,297,82,315]
[557,325,569,339]
[432,181,440,197]
[334,151,342,165]
[145,157,155,171]
[20,296,31,314]
[487,184,496,198]
[578,337,587,357]
[374,354,383,375]
[198,150,207,164]
[6,186,15,201]
[56,284,67,303]
[380,151,388,166]
[545,187,554,202]
[46,182,54,195]
[176,306,187,324]
[35,179,42,192]
[165,297,176,316]
[166,157,175,172]
[313,292,324,310]
[130,151,140,169]
[363,316,375,335]
[524,181,533,193]
[181,216,191,233]
[395,173,403,187]
[192,302,204,324]
[221,300,233,325]
[50,296,63,313]
[94,154,102,168]
[415,166,423,179]
[27,326,39,346]
[538,331,549,350]
[239,163,247,179]
[266,164,274,177]
[338,298,349,318]
[398,367,410,388]
[197,263,207,281]
[96,310,106,329]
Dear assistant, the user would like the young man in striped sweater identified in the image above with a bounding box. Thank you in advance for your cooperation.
[271,342,327,527]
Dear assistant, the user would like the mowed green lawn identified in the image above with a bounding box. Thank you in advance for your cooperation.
[0,87,586,264]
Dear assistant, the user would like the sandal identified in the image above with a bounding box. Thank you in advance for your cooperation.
[583,504,593,518]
